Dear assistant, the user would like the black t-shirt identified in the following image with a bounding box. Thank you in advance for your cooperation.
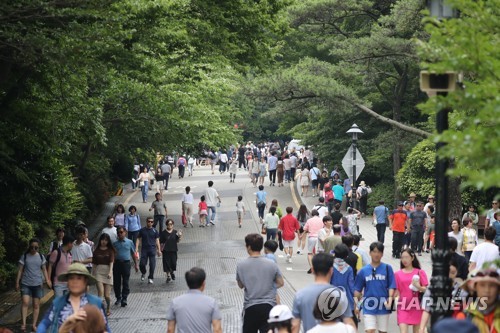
[159,230,180,252]
[138,227,159,251]
[331,211,343,225]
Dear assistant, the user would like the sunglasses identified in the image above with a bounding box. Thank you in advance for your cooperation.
[30,246,39,250]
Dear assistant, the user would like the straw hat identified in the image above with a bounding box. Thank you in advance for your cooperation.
[359,181,366,187]
[58,263,96,285]
[409,192,416,198]
[460,268,500,293]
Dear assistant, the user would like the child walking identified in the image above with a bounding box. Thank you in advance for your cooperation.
[236,195,246,228]
[264,240,281,305]
[198,195,208,227]
[229,158,238,183]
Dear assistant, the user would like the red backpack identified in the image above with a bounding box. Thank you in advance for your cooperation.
[324,190,334,202]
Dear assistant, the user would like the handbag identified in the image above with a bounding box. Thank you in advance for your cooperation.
[139,180,145,188]
[261,225,267,235]
[181,212,187,225]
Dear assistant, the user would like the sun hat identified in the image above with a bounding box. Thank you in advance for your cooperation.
[268,305,293,323]
[359,181,366,187]
[460,268,500,293]
[409,192,416,197]
[428,195,435,199]
[58,263,96,284]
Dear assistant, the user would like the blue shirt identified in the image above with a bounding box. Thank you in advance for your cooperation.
[256,191,267,205]
[265,253,277,263]
[268,155,278,170]
[138,227,159,251]
[125,214,141,232]
[113,238,135,261]
[343,178,351,193]
[333,184,345,201]
[331,266,355,310]
[373,205,388,224]
[354,263,396,315]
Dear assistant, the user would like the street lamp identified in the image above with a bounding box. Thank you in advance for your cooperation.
[346,124,363,209]
[422,0,459,329]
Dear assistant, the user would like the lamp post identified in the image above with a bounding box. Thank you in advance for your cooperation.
[422,0,459,328]
[346,124,363,209]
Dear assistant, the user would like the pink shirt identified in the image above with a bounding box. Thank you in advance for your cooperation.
[304,216,324,238]
[49,248,72,286]
[395,268,429,325]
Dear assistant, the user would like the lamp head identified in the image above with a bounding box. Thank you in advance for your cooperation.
[346,124,363,140]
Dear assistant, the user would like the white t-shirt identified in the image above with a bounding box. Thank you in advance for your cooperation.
[205,187,219,207]
[316,228,334,252]
[182,193,194,205]
[236,201,245,212]
[312,204,329,219]
[470,242,500,269]
[448,231,464,255]
[307,322,356,333]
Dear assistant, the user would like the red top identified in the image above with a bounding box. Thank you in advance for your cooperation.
[390,209,408,233]
[199,201,207,210]
[278,214,300,240]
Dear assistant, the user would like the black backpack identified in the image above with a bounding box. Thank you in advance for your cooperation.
[360,187,368,198]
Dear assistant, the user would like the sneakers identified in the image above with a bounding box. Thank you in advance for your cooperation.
[189,221,194,228]
[286,254,292,263]
[297,249,301,255]
[148,279,154,284]
[171,272,175,280]
[141,274,145,281]
[210,221,215,226]
[288,257,293,263]
[121,300,127,307]
[114,298,121,306]
[307,268,312,274]
[166,276,171,283]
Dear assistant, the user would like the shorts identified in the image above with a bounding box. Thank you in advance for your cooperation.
[20,284,43,299]
[237,211,243,219]
[307,237,318,253]
[311,179,318,187]
[282,239,295,248]
[363,314,390,331]
[425,222,435,236]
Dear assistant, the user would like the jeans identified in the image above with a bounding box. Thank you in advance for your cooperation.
[290,168,296,181]
[128,230,139,248]
[139,250,156,280]
[257,203,266,220]
[178,165,185,178]
[243,303,273,333]
[392,231,405,257]
[238,158,246,169]
[163,173,170,190]
[267,229,277,241]
[376,223,386,243]
[219,162,226,173]
[153,215,165,233]
[207,206,216,224]
[411,228,424,254]
[113,260,131,300]
[269,169,276,184]
[188,164,194,176]
[53,284,68,297]
[285,170,291,182]
[141,182,149,202]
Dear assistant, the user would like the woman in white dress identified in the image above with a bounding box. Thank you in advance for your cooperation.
[298,166,311,197]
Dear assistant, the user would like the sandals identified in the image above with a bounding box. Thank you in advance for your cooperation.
[20,325,26,333]
[32,325,37,332]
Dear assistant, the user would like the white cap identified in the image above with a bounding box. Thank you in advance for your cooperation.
[268,305,293,323]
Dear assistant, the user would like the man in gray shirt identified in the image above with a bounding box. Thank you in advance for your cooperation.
[150,192,167,232]
[409,202,427,256]
[267,152,278,186]
[167,267,222,333]
[160,161,172,190]
[236,233,284,333]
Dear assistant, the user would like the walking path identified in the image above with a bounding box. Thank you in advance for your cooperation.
[2,165,437,332]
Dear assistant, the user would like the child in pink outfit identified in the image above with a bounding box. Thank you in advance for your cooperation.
[395,249,429,330]
[198,195,208,227]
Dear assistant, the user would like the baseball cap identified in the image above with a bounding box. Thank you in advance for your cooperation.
[268,305,293,323]
[398,201,404,206]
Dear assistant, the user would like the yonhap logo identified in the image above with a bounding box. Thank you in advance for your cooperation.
[317,287,349,320]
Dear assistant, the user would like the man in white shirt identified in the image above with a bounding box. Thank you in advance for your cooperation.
[101,216,118,243]
[72,226,93,273]
[205,181,221,226]
[312,197,329,219]
[267,152,278,186]
[309,165,321,197]
[486,200,499,228]
[469,227,499,271]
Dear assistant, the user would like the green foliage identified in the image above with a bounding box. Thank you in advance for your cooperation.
[0,0,291,290]
[367,180,397,213]
[396,140,435,199]
[417,0,500,191]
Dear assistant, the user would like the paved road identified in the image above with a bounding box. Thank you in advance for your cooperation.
[104,165,437,333]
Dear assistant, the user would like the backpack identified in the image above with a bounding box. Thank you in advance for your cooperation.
[179,158,185,166]
[23,252,44,266]
[360,187,368,198]
[324,190,334,202]
[50,247,63,286]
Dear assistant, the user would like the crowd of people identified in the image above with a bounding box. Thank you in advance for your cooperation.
[10,141,500,333]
